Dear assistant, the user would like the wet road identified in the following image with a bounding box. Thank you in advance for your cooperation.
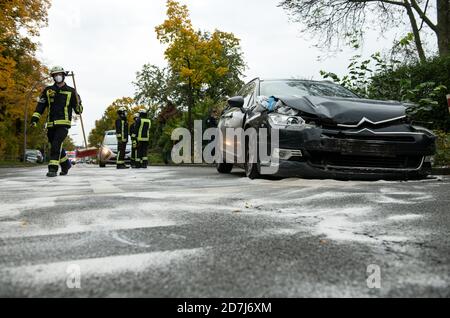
[0,165,449,297]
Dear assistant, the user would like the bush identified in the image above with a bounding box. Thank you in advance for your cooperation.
[322,54,450,132]
[434,131,450,167]
[370,55,450,131]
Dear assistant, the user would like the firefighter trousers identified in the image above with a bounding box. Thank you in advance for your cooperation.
[117,140,127,166]
[131,140,138,166]
[47,126,69,172]
[137,141,149,168]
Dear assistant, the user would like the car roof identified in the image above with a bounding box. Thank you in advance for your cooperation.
[252,78,335,84]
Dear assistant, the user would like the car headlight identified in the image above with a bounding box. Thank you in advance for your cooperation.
[269,113,306,127]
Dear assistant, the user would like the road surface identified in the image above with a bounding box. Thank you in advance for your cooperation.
[0,165,449,297]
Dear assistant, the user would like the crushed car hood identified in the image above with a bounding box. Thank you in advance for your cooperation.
[277,95,406,125]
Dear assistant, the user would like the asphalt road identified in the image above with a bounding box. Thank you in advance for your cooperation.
[0,165,449,297]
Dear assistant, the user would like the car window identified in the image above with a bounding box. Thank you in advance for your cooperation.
[260,80,357,98]
[104,134,131,145]
[104,135,117,145]
[240,82,256,109]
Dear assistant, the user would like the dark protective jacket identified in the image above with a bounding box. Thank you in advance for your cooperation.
[31,83,83,128]
[133,118,151,142]
[115,118,129,142]
[129,122,137,141]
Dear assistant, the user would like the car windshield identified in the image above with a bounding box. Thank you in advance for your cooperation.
[104,135,117,146]
[104,134,131,145]
[260,80,358,98]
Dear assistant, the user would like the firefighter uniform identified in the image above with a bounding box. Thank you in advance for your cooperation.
[115,109,129,169]
[31,81,82,176]
[129,114,139,168]
[132,111,151,169]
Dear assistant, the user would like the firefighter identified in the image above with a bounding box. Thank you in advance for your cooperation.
[115,106,129,169]
[30,66,83,178]
[129,113,139,168]
[132,109,151,169]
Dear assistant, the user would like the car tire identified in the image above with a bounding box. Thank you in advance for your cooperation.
[245,129,260,180]
[99,162,106,168]
[217,160,233,174]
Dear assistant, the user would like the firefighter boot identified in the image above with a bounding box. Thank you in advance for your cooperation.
[60,160,72,176]
[46,165,58,178]
[142,160,148,169]
[117,164,129,169]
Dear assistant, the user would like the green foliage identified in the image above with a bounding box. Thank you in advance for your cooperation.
[321,54,450,131]
[434,130,450,166]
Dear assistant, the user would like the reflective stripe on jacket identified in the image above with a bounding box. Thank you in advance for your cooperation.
[32,84,82,128]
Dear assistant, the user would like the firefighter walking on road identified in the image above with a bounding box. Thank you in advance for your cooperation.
[129,113,139,168]
[132,109,151,169]
[30,66,83,178]
[115,107,129,169]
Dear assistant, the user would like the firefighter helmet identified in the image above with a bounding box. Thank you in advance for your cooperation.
[117,106,127,115]
[50,66,65,75]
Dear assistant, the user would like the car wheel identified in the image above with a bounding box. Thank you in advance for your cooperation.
[245,130,260,180]
[216,149,233,173]
[217,162,233,174]
[99,162,106,168]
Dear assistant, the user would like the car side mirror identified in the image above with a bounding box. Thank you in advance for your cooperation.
[227,96,245,111]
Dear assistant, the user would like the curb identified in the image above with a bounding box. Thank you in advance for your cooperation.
[432,167,450,175]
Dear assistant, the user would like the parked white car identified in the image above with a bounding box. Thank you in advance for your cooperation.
[97,130,132,167]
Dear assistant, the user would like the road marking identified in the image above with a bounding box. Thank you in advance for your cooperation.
[89,180,123,194]
[0,248,205,286]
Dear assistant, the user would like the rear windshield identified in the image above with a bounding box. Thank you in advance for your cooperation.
[104,135,117,146]
[103,134,130,145]
[260,80,358,98]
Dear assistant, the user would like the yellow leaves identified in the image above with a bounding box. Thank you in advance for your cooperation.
[216,67,229,77]
[155,1,242,91]
[0,0,51,40]
[180,67,194,78]
[155,0,193,44]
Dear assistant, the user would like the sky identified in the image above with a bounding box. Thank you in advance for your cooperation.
[37,0,405,145]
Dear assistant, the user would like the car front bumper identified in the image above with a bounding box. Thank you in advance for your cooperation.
[264,124,436,180]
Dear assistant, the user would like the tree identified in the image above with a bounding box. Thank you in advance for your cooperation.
[88,97,145,147]
[155,0,246,136]
[279,0,450,61]
[0,0,51,159]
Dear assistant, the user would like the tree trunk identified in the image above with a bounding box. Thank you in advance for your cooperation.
[437,0,450,56]
[405,1,427,62]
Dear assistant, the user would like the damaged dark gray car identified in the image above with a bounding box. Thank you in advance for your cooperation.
[217,79,436,180]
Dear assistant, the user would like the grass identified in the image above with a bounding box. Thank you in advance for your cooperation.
[0,160,42,168]
[148,151,165,164]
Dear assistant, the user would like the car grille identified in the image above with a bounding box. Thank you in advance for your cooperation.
[322,133,416,143]
[309,152,423,169]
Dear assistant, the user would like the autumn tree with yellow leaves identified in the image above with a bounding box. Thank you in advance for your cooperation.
[0,0,51,159]
[154,0,246,136]
[92,0,247,159]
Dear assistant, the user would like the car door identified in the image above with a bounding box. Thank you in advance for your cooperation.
[219,80,257,162]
